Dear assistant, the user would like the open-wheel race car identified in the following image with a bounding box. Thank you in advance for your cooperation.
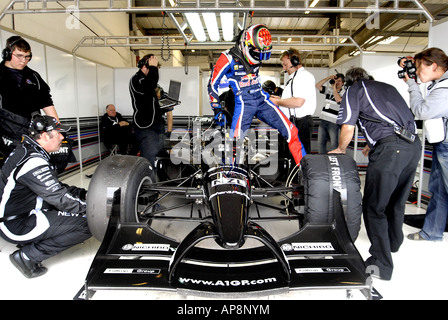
[79,124,381,300]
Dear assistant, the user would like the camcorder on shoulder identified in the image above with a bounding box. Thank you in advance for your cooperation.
[397,57,417,81]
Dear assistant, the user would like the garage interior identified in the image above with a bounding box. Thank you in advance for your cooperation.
[0,0,448,300]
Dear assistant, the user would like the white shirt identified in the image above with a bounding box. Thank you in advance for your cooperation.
[280,67,316,118]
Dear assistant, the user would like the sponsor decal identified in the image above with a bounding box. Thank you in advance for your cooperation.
[104,268,161,274]
[121,243,171,251]
[281,242,335,251]
[178,277,277,287]
[295,267,350,274]
[211,176,247,188]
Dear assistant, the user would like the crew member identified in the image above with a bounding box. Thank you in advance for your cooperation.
[329,67,421,280]
[270,48,316,154]
[0,115,91,278]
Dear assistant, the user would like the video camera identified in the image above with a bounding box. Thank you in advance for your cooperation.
[397,57,417,81]
[329,69,345,85]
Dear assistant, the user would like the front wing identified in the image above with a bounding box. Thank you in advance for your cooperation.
[78,189,380,300]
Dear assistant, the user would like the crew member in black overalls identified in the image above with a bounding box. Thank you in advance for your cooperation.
[329,67,421,280]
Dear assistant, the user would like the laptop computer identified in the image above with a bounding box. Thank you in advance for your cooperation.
[159,80,181,109]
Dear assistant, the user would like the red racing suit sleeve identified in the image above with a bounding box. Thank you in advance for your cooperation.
[207,52,232,104]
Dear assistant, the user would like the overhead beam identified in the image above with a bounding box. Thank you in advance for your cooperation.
[72,34,362,54]
[0,0,434,22]
[333,0,431,61]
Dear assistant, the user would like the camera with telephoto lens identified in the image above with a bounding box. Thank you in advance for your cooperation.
[397,57,417,81]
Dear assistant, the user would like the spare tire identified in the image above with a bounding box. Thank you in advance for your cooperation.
[86,155,154,241]
[301,154,362,241]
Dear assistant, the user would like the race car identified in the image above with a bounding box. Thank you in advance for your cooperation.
[79,125,379,300]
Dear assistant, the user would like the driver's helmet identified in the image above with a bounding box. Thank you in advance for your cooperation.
[240,24,272,65]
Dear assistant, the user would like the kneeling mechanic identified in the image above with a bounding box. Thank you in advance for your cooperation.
[0,115,91,278]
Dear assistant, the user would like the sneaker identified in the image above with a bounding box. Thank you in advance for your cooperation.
[407,232,426,241]
[9,250,47,279]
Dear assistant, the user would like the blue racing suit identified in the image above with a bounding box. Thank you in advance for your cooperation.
[207,47,306,165]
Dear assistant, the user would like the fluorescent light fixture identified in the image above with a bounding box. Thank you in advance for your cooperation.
[379,36,399,45]
[305,0,320,14]
[185,13,206,42]
[203,13,220,41]
[220,12,234,42]
[168,0,176,7]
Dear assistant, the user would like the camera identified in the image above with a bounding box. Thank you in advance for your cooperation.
[397,57,417,81]
[329,69,344,85]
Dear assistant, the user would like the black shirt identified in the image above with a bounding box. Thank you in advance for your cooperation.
[129,67,164,132]
[337,79,417,147]
[0,62,53,120]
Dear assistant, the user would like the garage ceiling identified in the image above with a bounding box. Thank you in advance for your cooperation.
[2,0,448,68]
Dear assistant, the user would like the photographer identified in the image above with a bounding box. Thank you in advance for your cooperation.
[262,80,283,97]
[402,48,448,242]
[315,73,345,153]
[329,67,421,280]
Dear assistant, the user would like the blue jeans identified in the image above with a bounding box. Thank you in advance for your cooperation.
[318,120,339,154]
[420,140,448,241]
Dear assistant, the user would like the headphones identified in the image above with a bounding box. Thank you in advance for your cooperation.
[29,114,47,136]
[137,57,147,69]
[1,36,32,62]
[137,54,154,69]
[288,49,300,67]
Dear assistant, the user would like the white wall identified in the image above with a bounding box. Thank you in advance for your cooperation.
[332,53,413,103]
[429,17,448,53]
[361,53,414,104]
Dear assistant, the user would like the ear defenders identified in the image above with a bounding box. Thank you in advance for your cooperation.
[137,57,147,69]
[1,36,32,62]
[28,114,47,136]
[137,54,154,69]
[288,50,300,67]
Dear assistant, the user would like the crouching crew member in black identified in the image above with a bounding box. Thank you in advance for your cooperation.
[329,67,421,280]
[0,115,91,278]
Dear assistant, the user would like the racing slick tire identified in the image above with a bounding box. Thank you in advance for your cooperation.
[87,155,154,241]
[300,154,362,241]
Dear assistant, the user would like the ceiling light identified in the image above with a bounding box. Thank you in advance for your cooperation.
[185,13,206,42]
[305,0,320,14]
[220,12,234,42]
[379,36,399,45]
[203,13,220,42]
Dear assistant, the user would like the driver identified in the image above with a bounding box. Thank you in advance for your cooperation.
[207,24,306,166]
[0,115,91,278]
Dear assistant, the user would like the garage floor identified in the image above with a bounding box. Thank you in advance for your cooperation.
[1,164,448,300]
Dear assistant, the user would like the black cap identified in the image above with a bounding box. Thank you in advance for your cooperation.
[29,115,71,136]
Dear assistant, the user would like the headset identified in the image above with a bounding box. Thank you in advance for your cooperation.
[1,36,32,62]
[288,49,300,67]
[29,114,47,136]
[137,54,154,69]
